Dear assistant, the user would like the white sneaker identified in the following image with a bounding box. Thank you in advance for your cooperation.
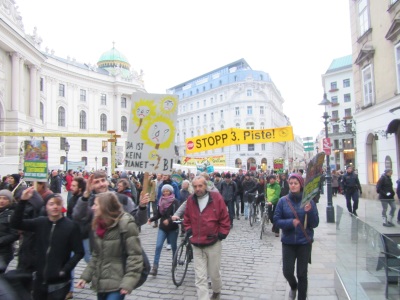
[166,244,171,250]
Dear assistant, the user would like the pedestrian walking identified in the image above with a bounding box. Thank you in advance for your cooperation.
[147,184,179,276]
[376,169,396,226]
[274,173,319,300]
[11,187,84,300]
[340,166,362,216]
[184,176,230,300]
[219,173,237,228]
[266,175,281,237]
[76,191,144,299]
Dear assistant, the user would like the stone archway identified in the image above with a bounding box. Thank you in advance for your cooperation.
[247,157,256,172]
[235,158,242,169]
[261,157,267,171]
[366,133,378,184]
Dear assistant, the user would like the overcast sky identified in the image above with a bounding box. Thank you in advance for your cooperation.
[16,0,352,139]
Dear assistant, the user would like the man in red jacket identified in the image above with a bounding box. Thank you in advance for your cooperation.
[184,176,230,300]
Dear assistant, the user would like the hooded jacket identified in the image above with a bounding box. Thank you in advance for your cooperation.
[80,213,143,294]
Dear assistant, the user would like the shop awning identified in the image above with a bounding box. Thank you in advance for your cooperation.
[386,119,400,134]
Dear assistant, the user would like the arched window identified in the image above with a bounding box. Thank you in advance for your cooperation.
[79,111,86,129]
[100,114,107,131]
[121,116,127,132]
[260,122,265,129]
[246,122,255,129]
[58,107,65,127]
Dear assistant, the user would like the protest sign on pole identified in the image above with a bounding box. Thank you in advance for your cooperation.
[23,140,48,182]
[125,93,178,174]
[302,152,326,207]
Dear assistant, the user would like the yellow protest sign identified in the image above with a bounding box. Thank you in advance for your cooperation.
[185,126,294,154]
[181,155,226,167]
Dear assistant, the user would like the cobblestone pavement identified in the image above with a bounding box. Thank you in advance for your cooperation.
[8,194,339,300]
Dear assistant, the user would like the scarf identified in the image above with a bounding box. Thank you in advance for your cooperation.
[159,194,175,214]
[96,218,107,239]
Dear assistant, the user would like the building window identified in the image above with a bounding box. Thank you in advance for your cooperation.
[60,137,67,150]
[235,107,240,116]
[102,141,108,152]
[81,139,87,151]
[220,94,223,102]
[58,107,66,127]
[261,144,265,151]
[121,97,127,108]
[345,108,352,118]
[210,97,214,104]
[196,101,199,109]
[247,89,252,96]
[395,42,400,93]
[343,79,350,88]
[40,102,44,122]
[362,64,374,106]
[40,78,44,92]
[183,105,186,112]
[100,114,107,131]
[80,89,86,102]
[211,112,214,121]
[203,86,205,92]
[59,84,65,97]
[196,89,199,94]
[246,122,255,129]
[358,0,370,37]
[260,106,264,115]
[81,157,87,166]
[121,116,127,132]
[330,82,337,90]
[190,117,193,125]
[101,94,107,105]
[333,125,339,133]
[197,116,200,124]
[248,144,255,151]
[236,123,240,128]
[183,119,186,126]
[79,110,86,129]
[203,114,207,123]
[190,103,193,110]
[203,99,206,107]
[344,93,351,102]
[260,122,265,129]
[191,131,194,137]
[247,106,253,115]
[331,96,338,104]
[236,145,240,151]
[220,110,223,119]
[332,110,339,119]
[211,127,214,133]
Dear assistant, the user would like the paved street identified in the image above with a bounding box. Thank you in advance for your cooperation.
[8,193,342,300]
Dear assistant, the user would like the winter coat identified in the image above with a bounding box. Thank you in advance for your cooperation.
[248,182,266,202]
[0,205,19,257]
[50,175,62,193]
[241,178,256,192]
[376,174,395,200]
[220,180,237,202]
[274,192,319,245]
[149,199,179,232]
[11,201,84,284]
[184,191,230,247]
[279,179,290,197]
[331,174,340,188]
[341,172,362,194]
[180,189,191,204]
[266,182,281,205]
[80,213,143,294]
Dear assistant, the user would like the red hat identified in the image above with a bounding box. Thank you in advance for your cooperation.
[288,173,304,189]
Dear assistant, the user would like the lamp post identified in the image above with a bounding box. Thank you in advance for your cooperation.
[95,156,98,170]
[65,140,70,172]
[319,93,335,223]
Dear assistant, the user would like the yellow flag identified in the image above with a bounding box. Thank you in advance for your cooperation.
[185,126,294,154]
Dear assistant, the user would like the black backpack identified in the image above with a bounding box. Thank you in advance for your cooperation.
[119,231,151,290]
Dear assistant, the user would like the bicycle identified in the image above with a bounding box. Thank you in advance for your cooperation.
[260,203,272,239]
[248,192,264,227]
[172,220,193,287]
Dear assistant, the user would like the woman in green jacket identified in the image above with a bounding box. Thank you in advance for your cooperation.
[266,175,281,237]
[76,192,143,300]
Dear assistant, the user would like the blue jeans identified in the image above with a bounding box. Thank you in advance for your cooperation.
[153,228,178,266]
[97,291,125,300]
[83,238,91,263]
[226,200,234,225]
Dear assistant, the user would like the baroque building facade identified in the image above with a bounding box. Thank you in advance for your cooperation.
[0,1,145,172]
[349,0,400,198]
[168,59,291,172]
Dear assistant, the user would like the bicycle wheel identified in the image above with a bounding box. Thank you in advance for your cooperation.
[252,204,258,225]
[249,203,254,226]
[172,240,190,287]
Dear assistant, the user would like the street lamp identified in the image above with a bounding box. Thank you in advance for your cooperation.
[95,156,98,170]
[319,93,335,223]
[65,140,70,172]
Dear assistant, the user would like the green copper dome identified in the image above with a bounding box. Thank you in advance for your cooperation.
[97,47,131,69]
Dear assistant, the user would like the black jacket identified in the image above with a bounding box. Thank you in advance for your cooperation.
[50,175,62,193]
[376,174,395,199]
[341,172,362,193]
[0,205,19,256]
[150,199,179,232]
[11,201,84,283]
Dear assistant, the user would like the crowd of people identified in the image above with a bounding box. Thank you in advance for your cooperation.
[0,165,398,300]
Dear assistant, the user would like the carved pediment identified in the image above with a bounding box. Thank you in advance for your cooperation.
[385,18,400,41]
[355,44,375,65]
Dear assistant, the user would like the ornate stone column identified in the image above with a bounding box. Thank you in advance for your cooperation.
[10,52,20,111]
[19,56,25,112]
[29,65,38,118]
